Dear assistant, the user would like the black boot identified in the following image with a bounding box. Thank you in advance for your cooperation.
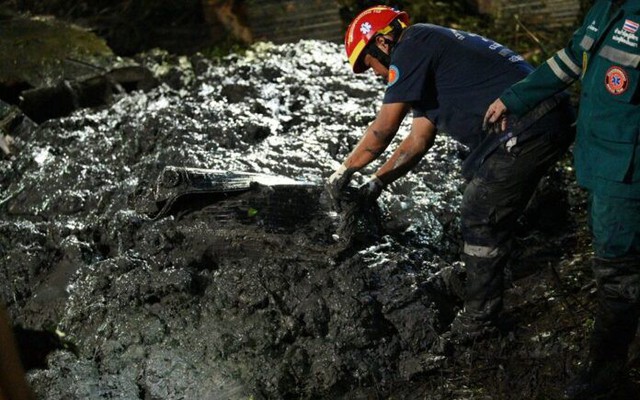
[563,300,633,399]
[448,251,507,344]
[564,258,640,399]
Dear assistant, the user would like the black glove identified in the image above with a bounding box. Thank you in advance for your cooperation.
[358,175,385,206]
[326,164,354,211]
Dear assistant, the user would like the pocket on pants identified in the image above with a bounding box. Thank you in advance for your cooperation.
[591,194,640,258]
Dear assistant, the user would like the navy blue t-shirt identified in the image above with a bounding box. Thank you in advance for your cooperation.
[383,24,534,150]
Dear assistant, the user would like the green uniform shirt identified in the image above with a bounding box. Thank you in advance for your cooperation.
[501,0,640,199]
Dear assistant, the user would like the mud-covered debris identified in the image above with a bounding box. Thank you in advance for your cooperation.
[149,166,313,219]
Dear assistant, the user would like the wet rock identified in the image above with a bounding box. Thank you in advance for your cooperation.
[221,82,257,103]
[0,99,36,156]
[0,16,113,88]
[0,15,157,123]
[19,66,156,123]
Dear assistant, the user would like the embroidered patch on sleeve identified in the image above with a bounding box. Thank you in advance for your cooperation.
[387,65,400,86]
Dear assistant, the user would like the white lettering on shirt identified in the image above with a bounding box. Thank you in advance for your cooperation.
[612,28,639,48]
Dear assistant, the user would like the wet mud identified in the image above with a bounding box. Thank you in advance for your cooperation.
[0,40,626,399]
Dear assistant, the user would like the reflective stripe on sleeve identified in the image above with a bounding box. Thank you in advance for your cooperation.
[580,35,595,50]
[557,49,582,76]
[599,45,640,68]
[547,57,575,83]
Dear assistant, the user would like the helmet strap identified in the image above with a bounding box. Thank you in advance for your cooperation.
[368,19,405,69]
[367,42,391,69]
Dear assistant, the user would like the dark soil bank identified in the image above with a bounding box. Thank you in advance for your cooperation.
[1,40,635,399]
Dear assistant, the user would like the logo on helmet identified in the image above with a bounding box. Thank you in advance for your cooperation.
[360,22,372,35]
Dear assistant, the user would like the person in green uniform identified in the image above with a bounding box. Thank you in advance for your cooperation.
[484,1,640,398]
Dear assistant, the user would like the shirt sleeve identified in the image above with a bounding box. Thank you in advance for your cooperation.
[383,36,435,105]
[500,4,597,116]
[412,104,439,127]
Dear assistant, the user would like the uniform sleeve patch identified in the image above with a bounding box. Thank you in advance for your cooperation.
[387,65,400,86]
[605,66,629,95]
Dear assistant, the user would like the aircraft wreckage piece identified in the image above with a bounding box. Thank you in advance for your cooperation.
[150,166,378,242]
[151,166,324,231]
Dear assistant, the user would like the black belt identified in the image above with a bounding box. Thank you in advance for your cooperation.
[461,92,571,180]
[504,92,569,142]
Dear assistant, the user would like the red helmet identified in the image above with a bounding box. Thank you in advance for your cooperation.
[344,6,409,73]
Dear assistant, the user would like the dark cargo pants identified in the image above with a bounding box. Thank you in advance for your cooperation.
[459,106,574,321]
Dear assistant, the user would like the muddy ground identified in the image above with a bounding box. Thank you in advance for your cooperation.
[1,39,638,399]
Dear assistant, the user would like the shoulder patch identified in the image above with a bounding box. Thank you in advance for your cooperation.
[387,65,400,86]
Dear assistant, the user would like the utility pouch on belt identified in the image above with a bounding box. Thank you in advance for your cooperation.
[461,92,570,180]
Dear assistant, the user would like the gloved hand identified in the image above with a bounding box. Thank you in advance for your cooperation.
[358,175,385,206]
[326,164,354,211]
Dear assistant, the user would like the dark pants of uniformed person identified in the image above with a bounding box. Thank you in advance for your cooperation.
[574,194,640,392]
[457,103,574,328]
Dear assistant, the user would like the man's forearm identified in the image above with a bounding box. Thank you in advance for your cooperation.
[375,129,433,184]
[343,124,396,172]
[340,102,410,172]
